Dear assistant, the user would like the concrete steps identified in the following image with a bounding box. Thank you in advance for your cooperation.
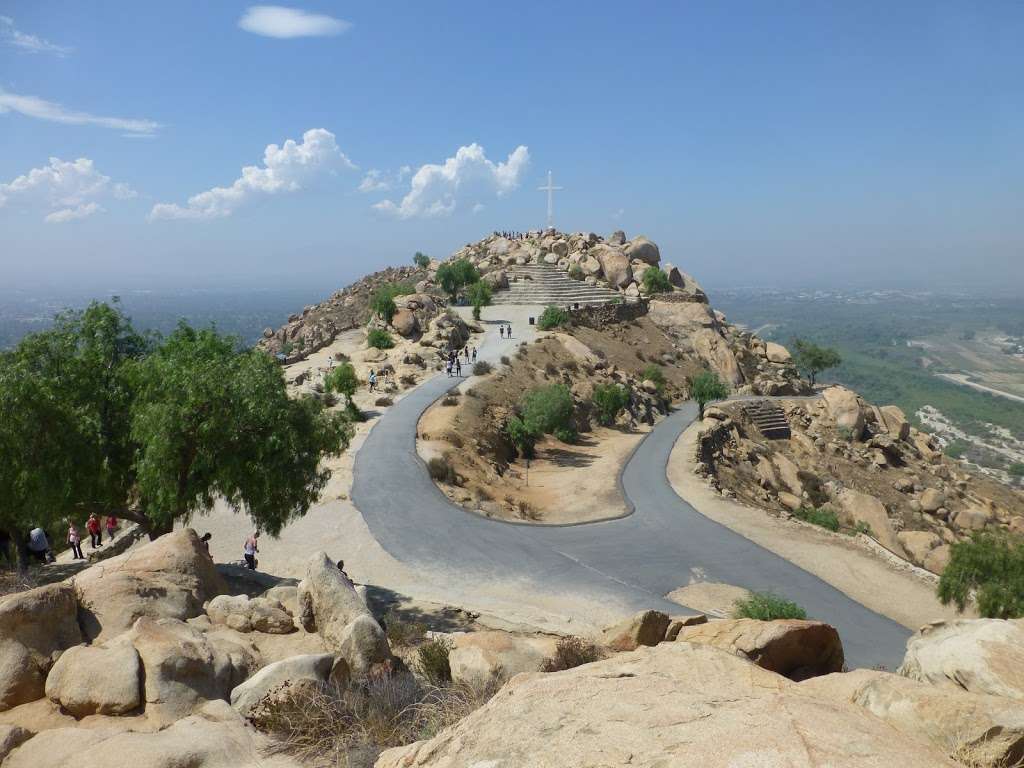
[490,264,626,306]
[742,400,791,440]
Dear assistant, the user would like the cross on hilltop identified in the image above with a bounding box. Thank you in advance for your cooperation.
[538,170,563,230]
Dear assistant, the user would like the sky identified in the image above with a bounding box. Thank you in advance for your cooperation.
[1,1,1022,293]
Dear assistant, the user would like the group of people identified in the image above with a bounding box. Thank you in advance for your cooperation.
[498,323,513,339]
[445,344,478,377]
[367,367,395,393]
[494,230,527,240]
[66,513,118,560]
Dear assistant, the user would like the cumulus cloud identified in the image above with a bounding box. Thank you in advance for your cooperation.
[357,169,390,193]
[0,157,136,223]
[0,16,72,56]
[374,144,529,219]
[239,6,351,38]
[0,88,161,135]
[150,128,355,221]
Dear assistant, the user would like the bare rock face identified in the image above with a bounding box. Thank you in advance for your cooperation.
[391,308,419,338]
[73,528,227,642]
[801,669,1024,768]
[601,610,671,651]
[835,488,905,556]
[691,328,745,387]
[899,619,1024,702]
[448,631,559,688]
[662,263,708,302]
[676,618,844,681]
[375,642,957,768]
[0,582,81,710]
[0,725,31,763]
[607,229,627,246]
[592,244,633,289]
[919,488,946,513]
[230,652,348,718]
[623,235,660,265]
[647,299,717,331]
[896,530,942,569]
[296,552,390,676]
[822,386,865,436]
[765,341,792,364]
[206,594,295,634]
[879,405,910,440]
[44,637,141,717]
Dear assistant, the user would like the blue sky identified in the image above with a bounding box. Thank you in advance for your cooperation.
[1,1,1022,292]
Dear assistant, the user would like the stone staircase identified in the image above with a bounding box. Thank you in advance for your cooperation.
[490,264,625,306]
[742,400,791,439]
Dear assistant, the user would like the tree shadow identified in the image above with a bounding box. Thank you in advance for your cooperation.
[363,584,477,633]
[541,447,600,469]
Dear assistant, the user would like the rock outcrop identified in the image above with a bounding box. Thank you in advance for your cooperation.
[448,632,559,688]
[230,653,349,718]
[205,594,295,634]
[600,610,670,651]
[376,642,957,767]
[44,638,141,717]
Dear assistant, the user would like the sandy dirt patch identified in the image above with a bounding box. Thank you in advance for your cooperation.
[668,419,967,630]
[667,582,752,618]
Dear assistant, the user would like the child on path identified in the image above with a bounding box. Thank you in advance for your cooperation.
[67,524,84,560]
[86,513,102,548]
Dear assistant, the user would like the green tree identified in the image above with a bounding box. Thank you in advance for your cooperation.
[413,252,431,269]
[641,268,672,294]
[522,384,576,442]
[367,329,394,349]
[467,281,492,321]
[435,259,479,301]
[504,415,537,459]
[938,532,1024,618]
[689,370,729,419]
[791,338,842,386]
[537,305,570,330]
[369,288,398,323]
[324,362,361,419]
[128,323,352,537]
[592,383,630,426]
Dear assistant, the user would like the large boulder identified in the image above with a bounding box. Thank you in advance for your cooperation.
[391,308,419,338]
[647,299,717,331]
[230,653,348,718]
[607,229,626,246]
[448,631,559,688]
[0,725,31,763]
[73,528,226,641]
[899,619,1024,701]
[129,616,257,725]
[919,488,946,513]
[676,618,844,680]
[0,582,81,710]
[624,236,660,265]
[205,594,294,634]
[822,386,864,436]
[765,341,792,364]
[376,642,957,768]
[579,254,601,276]
[592,244,632,289]
[835,488,905,556]
[691,329,744,387]
[296,552,390,676]
[44,637,141,717]
[662,263,708,302]
[801,668,1024,768]
[879,405,911,441]
[600,610,670,651]
[896,530,941,568]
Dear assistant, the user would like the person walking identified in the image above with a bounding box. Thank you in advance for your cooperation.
[243,531,259,570]
[67,523,84,560]
[368,369,377,393]
[455,357,462,377]
[446,358,453,377]
[86,513,102,549]
[105,514,118,542]
[200,532,213,557]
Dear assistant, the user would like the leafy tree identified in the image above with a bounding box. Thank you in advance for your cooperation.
[592,383,629,426]
[504,416,537,459]
[641,364,667,394]
[369,288,398,323]
[791,338,841,386]
[325,362,361,419]
[367,329,395,349]
[435,259,479,301]
[689,370,729,419]
[522,384,576,442]
[128,324,352,537]
[641,268,672,294]
[413,252,431,269]
[938,532,1024,618]
[467,281,492,321]
[537,305,570,330]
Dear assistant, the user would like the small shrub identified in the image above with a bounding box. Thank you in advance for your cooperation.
[500,355,510,365]
[836,426,855,442]
[944,439,969,459]
[322,391,339,408]
[852,521,874,536]
[553,425,577,444]
[561,359,578,373]
[733,591,807,621]
[427,457,456,484]
[441,396,459,407]
[415,637,453,685]
[641,267,672,294]
[592,383,630,426]
[544,361,558,376]
[568,264,585,281]
[385,612,428,648]
[517,500,541,521]
[541,636,601,672]
[537,305,570,330]
[367,329,395,350]
[472,360,492,376]
[1008,462,1024,478]
[400,373,416,387]
[642,364,667,393]
[792,505,840,532]
[448,432,464,449]
[374,396,393,407]
[938,531,1024,618]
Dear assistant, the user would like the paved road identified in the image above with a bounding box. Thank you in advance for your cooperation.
[352,312,911,669]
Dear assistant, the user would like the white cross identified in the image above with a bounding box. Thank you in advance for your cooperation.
[538,170,563,230]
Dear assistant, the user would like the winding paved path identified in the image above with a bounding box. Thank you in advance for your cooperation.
[353,312,911,669]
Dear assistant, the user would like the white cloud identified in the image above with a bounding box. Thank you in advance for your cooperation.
[0,88,161,135]
[0,16,72,56]
[150,128,354,221]
[612,207,625,220]
[357,169,389,193]
[374,143,529,219]
[472,203,485,214]
[0,157,136,224]
[239,6,351,38]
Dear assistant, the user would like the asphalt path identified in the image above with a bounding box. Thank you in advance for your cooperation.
[352,314,911,669]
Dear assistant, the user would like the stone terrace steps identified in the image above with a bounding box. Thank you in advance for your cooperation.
[742,400,791,440]
[490,263,626,306]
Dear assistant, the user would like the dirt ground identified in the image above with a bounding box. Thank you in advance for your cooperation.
[668,419,968,630]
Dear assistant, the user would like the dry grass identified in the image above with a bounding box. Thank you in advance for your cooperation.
[541,635,602,672]
[0,568,43,598]
[948,735,1024,768]
[253,672,497,768]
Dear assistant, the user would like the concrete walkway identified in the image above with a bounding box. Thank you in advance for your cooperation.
[353,306,912,669]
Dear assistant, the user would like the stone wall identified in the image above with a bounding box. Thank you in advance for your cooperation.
[568,300,649,329]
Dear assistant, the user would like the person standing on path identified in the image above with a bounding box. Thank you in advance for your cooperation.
[105,515,118,542]
[499,325,505,339]
[243,532,259,570]
[446,359,453,377]
[86,513,102,549]
[506,323,512,339]
[368,369,377,393]
[472,347,478,363]
[67,523,84,560]
[455,357,462,377]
